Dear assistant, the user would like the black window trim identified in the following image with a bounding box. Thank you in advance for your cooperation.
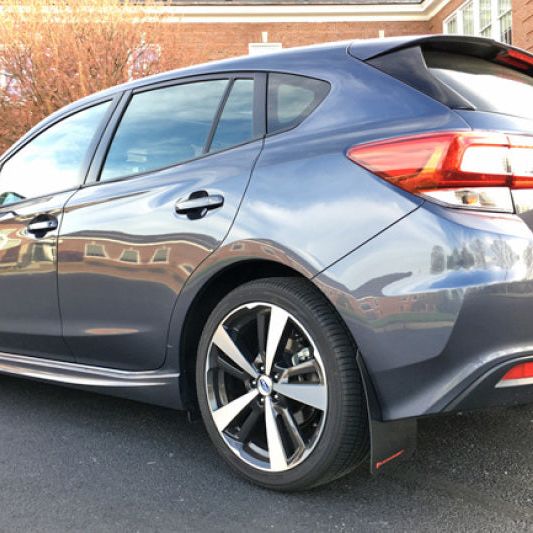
[203,78,235,154]
[85,71,267,187]
[0,94,120,212]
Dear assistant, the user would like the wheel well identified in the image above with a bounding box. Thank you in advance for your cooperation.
[180,260,306,409]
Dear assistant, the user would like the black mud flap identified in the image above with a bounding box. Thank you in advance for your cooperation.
[357,353,417,474]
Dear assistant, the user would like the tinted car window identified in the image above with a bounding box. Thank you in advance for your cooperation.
[267,73,330,133]
[425,51,533,120]
[0,102,110,206]
[101,79,229,181]
[210,79,255,152]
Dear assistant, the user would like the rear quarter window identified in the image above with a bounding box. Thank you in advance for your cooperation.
[267,73,330,133]
[424,50,533,120]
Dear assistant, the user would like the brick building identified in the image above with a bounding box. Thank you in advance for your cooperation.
[147,0,531,69]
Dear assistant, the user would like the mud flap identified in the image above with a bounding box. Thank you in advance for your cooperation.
[356,353,417,474]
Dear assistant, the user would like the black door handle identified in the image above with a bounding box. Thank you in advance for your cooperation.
[27,216,58,236]
[175,191,224,219]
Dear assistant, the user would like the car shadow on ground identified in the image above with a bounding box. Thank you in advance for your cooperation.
[0,374,531,532]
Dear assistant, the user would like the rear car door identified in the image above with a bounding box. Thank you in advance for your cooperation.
[0,100,113,360]
[58,74,264,370]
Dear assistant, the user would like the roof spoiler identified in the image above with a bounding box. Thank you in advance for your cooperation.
[349,34,533,66]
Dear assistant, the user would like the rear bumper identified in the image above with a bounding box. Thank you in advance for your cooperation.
[445,355,533,412]
[316,201,533,420]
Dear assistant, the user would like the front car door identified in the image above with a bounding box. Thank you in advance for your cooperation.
[0,100,113,360]
[58,74,265,370]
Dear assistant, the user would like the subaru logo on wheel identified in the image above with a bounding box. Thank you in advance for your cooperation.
[257,375,272,396]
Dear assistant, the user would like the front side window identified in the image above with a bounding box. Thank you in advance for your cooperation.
[267,73,330,133]
[101,79,229,181]
[0,102,110,206]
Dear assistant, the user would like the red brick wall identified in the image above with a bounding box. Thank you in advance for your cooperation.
[164,21,430,67]
[513,0,533,51]
[163,0,532,69]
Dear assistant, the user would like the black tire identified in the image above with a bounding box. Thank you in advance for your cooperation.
[196,277,369,491]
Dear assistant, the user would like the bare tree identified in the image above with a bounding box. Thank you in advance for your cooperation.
[0,0,182,152]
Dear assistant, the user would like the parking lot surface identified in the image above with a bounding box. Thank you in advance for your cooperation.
[0,374,531,532]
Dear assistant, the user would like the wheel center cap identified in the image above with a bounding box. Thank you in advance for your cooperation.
[256,375,273,396]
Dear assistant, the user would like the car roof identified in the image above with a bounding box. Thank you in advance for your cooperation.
[44,35,500,118]
[75,33,527,107]
[69,40,353,105]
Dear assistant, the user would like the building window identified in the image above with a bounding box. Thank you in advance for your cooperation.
[151,247,169,264]
[119,249,140,263]
[444,0,512,44]
[32,243,54,263]
[498,0,512,44]
[463,2,474,34]
[85,243,107,258]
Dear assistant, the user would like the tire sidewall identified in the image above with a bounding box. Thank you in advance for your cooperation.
[196,280,360,490]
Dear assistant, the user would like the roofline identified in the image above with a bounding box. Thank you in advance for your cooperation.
[129,0,451,22]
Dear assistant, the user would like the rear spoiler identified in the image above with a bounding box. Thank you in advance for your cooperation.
[349,35,533,66]
[348,35,533,111]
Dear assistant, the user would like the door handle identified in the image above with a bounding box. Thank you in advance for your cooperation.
[27,216,58,236]
[175,191,224,219]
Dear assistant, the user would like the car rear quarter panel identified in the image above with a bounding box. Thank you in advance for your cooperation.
[316,202,533,420]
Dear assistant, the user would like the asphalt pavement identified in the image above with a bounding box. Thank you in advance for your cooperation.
[0,374,531,532]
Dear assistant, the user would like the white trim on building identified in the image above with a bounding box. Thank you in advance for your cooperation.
[133,0,452,23]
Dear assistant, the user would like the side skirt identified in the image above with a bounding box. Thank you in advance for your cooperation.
[0,352,182,409]
[357,352,417,474]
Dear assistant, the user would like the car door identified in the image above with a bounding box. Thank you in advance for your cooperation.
[0,99,114,360]
[58,74,265,370]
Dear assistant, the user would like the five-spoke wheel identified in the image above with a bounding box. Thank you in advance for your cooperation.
[196,278,369,490]
[205,302,327,472]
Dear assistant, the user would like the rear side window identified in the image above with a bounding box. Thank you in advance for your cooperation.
[101,79,228,181]
[425,51,533,120]
[210,79,255,152]
[267,73,330,133]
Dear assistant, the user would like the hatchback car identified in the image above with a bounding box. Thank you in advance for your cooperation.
[0,34,532,491]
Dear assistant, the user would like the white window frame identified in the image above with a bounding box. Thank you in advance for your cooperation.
[443,0,512,44]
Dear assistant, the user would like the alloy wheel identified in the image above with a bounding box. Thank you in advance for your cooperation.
[204,302,328,472]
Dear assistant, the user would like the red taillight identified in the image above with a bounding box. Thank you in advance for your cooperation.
[347,131,533,212]
[501,362,533,381]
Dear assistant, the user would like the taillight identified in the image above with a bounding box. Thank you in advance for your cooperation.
[347,131,533,213]
[496,361,533,387]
